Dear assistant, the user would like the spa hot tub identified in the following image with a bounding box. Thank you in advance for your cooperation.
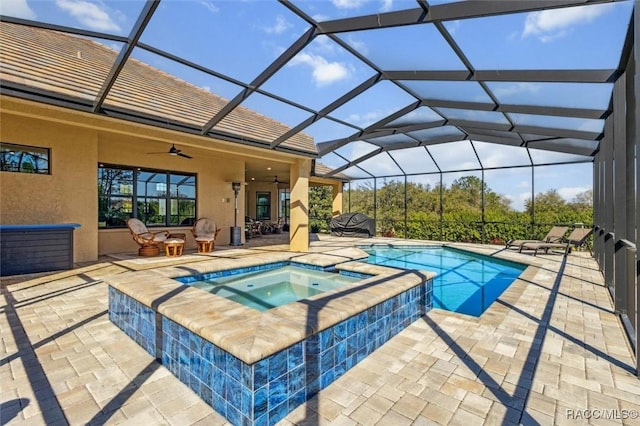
[107,252,434,425]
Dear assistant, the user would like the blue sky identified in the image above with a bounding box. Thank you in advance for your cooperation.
[2,0,634,210]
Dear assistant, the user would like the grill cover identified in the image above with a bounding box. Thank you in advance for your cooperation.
[330,213,375,238]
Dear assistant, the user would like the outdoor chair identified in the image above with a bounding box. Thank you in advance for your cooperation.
[126,218,169,256]
[271,217,285,234]
[505,226,568,252]
[248,219,262,238]
[191,217,221,253]
[520,227,593,256]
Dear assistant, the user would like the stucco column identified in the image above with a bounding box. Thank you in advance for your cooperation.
[289,159,311,252]
[332,182,343,216]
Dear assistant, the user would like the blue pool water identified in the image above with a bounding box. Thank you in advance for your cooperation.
[183,265,360,311]
[364,246,525,316]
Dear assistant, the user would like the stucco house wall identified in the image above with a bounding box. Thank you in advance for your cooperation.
[1,112,99,262]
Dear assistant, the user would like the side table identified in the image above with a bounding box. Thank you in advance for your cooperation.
[165,238,185,257]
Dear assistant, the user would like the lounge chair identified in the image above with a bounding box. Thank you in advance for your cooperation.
[505,226,568,252]
[191,218,221,253]
[520,227,593,256]
[126,218,169,256]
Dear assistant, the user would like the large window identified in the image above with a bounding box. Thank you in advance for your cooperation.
[256,192,271,220]
[0,142,50,174]
[98,164,196,228]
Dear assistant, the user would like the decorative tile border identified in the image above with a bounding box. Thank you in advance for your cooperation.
[175,261,362,285]
[175,261,291,284]
[109,274,432,425]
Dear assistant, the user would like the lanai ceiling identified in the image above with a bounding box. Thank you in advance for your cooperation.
[0,0,635,181]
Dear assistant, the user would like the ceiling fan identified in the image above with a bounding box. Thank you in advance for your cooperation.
[147,144,192,159]
[254,175,287,184]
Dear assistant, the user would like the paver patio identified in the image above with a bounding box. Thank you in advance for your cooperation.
[1,235,638,425]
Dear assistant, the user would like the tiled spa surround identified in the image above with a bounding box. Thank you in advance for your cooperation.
[107,251,433,425]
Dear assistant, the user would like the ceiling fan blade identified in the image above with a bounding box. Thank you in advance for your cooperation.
[177,152,192,159]
[147,151,168,154]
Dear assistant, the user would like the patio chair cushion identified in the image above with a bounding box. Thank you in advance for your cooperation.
[192,218,220,242]
[140,232,168,242]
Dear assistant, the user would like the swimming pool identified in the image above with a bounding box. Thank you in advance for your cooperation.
[180,265,360,311]
[364,246,525,316]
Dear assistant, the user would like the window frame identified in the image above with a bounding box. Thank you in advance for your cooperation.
[98,163,197,229]
[256,191,271,221]
[0,142,51,174]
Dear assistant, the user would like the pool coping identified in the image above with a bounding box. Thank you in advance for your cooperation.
[106,247,436,365]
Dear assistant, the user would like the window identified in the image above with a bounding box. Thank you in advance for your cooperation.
[256,192,271,220]
[279,188,290,224]
[98,164,196,228]
[1,142,50,174]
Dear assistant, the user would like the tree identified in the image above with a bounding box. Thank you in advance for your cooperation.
[309,185,333,232]
[571,189,593,207]
[330,175,592,242]
[525,189,566,215]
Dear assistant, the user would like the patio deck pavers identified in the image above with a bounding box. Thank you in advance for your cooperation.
[1,236,638,425]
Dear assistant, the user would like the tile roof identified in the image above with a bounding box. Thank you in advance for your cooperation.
[0,22,317,155]
[314,162,349,180]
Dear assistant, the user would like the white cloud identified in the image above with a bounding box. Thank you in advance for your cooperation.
[352,141,375,156]
[56,0,121,32]
[263,15,292,35]
[311,13,330,22]
[577,119,604,133]
[410,175,439,188]
[289,52,350,86]
[397,108,441,124]
[1,0,36,19]
[380,0,393,12]
[515,192,531,211]
[492,82,540,98]
[201,85,211,93]
[478,151,512,168]
[199,0,219,13]
[332,0,365,9]
[346,109,390,128]
[445,20,460,35]
[345,35,368,56]
[558,186,590,202]
[522,3,614,42]
[313,35,340,55]
[332,0,400,13]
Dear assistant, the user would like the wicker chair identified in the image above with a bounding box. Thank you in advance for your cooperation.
[249,219,262,238]
[271,217,285,234]
[126,218,169,256]
[191,218,221,253]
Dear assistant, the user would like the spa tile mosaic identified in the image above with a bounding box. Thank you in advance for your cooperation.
[109,276,432,425]
[108,286,155,355]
